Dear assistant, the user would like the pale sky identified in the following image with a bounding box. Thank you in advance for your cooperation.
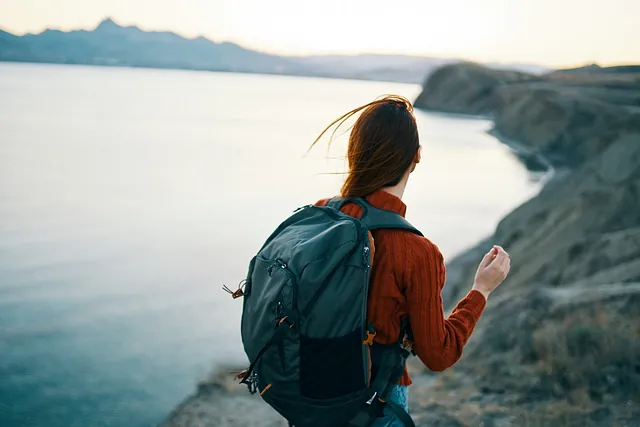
[1,0,639,67]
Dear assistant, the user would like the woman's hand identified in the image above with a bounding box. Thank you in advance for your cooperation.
[472,245,511,300]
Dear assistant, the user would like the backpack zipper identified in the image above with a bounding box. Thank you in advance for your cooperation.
[256,255,298,373]
[276,299,287,371]
[257,255,299,313]
[361,242,372,386]
[275,258,298,314]
[272,258,296,373]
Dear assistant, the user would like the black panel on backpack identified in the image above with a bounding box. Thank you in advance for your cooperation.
[299,327,365,399]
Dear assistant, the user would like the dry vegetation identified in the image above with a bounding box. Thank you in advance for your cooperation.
[530,309,640,403]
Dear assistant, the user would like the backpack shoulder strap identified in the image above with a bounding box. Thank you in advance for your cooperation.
[326,197,423,236]
[361,204,423,236]
[324,196,345,210]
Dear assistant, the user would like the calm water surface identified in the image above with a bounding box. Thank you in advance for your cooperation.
[0,63,541,427]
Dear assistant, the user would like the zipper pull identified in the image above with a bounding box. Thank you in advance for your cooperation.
[293,204,311,213]
[222,279,246,299]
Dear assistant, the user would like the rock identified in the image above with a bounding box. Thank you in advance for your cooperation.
[414,62,535,116]
[161,376,287,427]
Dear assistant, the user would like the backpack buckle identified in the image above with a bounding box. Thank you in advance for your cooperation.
[363,324,376,345]
[401,335,414,352]
[365,392,378,405]
[363,330,376,346]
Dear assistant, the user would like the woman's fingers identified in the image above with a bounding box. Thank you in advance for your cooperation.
[480,247,497,268]
[493,247,508,267]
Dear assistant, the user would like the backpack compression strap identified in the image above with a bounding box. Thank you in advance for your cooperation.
[326,197,423,236]
[345,343,416,427]
[326,196,419,427]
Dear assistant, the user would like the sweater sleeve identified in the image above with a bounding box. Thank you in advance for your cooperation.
[405,239,487,372]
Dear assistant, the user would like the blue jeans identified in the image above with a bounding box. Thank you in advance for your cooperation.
[370,385,409,427]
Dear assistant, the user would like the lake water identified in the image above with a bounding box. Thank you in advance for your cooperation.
[0,63,541,427]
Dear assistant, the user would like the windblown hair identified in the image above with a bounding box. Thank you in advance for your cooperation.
[309,95,420,198]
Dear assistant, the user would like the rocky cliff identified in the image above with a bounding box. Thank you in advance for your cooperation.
[162,64,640,426]
[413,63,640,425]
[416,63,640,168]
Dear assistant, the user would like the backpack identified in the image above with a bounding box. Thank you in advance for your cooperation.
[230,197,422,427]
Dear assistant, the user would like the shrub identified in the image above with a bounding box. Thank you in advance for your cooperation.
[531,310,640,401]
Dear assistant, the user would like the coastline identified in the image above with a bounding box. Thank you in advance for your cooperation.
[416,106,554,179]
[413,107,493,121]
[487,128,556,180]
[0,59,425,85]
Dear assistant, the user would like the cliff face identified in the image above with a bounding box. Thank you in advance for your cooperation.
[416,63,640,302]
[414,63,534,115]
[443,129,640,305]
[414,63,640,425]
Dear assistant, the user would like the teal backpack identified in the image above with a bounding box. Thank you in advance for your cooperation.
[230,197,422,427]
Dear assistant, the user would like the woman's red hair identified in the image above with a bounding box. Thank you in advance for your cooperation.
[309,95,420,198]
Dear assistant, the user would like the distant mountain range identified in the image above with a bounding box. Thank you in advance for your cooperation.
[0,18,550,84]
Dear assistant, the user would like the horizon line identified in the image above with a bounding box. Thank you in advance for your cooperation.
[0,16,633,70]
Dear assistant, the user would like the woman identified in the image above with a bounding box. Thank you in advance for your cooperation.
[310,95,511,426]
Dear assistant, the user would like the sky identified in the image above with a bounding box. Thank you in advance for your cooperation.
[1,0,639,67]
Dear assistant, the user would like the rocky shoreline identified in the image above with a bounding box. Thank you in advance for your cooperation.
[161,63,640,426]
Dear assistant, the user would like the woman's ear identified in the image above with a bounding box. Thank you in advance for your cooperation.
[410,145,422,173]
[414,145,422,164]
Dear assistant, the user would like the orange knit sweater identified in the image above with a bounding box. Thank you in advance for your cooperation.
[316,190,487,385]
